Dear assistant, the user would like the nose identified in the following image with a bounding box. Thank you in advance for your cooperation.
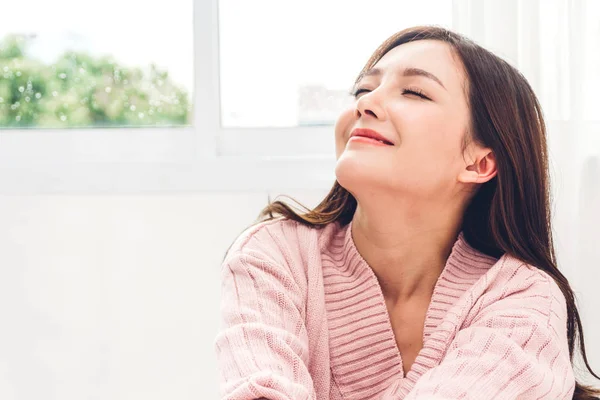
[354,91,386,120]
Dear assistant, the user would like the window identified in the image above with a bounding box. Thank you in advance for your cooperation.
[0,0,193,128]
[218,0,453,128]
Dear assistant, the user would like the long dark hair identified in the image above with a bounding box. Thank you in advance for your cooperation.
[257,26,599,399]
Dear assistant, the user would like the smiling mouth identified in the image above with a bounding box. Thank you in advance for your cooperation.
[348,136,393,146]
[350,128,395,146]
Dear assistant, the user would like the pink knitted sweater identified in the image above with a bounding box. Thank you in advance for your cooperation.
[215,218,575,399]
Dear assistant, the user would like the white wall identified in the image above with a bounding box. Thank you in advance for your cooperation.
[0,173,598,399]
[0,191,326,400]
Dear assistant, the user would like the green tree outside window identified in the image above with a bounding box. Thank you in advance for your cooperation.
[0,35,192,128]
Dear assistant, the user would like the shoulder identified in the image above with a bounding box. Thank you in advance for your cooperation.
[224,218,315,262]
[476,254,568,327]
[222,218,339,282]
[492,255,565,303]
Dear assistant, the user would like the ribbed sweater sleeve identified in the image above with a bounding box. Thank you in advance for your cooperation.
[402,267,576,400]
[214,223,316,400]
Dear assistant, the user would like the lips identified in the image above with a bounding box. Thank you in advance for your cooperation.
[350,128,394,145]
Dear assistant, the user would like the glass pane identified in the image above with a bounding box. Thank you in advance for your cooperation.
[219,0,453,127]
[0,1,193,129]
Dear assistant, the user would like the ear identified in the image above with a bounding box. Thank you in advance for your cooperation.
[457,148,497,184]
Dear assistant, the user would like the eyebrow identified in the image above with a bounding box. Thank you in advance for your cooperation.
[362,67,447,90]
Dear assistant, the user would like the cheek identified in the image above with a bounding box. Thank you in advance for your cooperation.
[392,103,447,133]
[390,105,467,180]
[422,113,466,159]
[391,104,465,150]
[334,108,355,158]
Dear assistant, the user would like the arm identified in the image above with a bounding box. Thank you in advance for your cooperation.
[214,240,316,400]
[403,272,575,400]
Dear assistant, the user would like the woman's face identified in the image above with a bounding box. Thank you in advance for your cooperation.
[334,39,472,200]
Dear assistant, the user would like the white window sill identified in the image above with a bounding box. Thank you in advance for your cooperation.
[0,156,337,194]
[0,127,337,194]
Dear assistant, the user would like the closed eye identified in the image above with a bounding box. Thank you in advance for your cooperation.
[402,88,430,100]
[351,87,431,100]
[350,88,371,98]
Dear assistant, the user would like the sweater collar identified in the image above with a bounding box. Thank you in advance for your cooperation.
[320,219,498,399]
[341,219,499,338]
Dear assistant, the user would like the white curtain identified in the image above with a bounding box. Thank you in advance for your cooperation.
[454,0,600,378]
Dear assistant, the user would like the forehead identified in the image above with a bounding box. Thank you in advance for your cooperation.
[372,39,467,93]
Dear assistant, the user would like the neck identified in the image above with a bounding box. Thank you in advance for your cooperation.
[350,197,464,305]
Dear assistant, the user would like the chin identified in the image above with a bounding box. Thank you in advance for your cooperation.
[335,154,382,194]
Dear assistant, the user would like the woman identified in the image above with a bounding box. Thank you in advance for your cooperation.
[214,26,599,399]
